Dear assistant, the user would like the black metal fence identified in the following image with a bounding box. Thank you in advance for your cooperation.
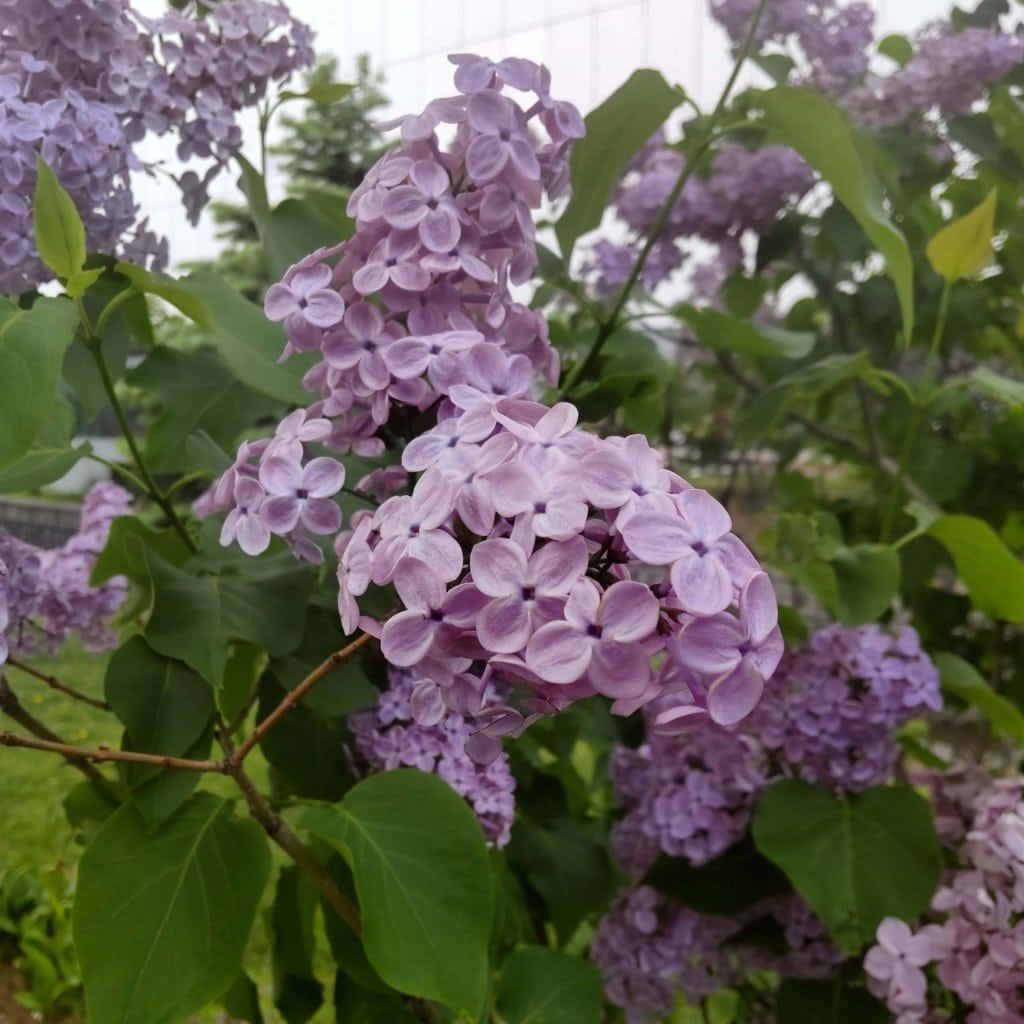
[0,498,81,548]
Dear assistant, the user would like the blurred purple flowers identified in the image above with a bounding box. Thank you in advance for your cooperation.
[0,481,132,664]
[0,0,313,293]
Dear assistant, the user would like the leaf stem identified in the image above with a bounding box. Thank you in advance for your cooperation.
[558,0,769,398]
[0,729,222,772]
[77,301,197,554]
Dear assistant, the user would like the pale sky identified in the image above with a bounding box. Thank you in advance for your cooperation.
[132,0,956,268]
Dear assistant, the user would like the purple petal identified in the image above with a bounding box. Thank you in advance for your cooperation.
[470,538,527,598]
[580,449,633,508]
[303,457,346,497]
[600,580,660,643]
[670,552,734,617]
[392,556,445,612]
[381,185,426,229]
[236,515,271,556]
[264,282,298,321]
[674,614,745,676]
[677,488,732,542]
[352,262,390,295]
[408,531,464,582]
[261,495,300,534]
[259,455,302,495]
[526,622,591,683]
[300,497,342,535]
[409,158,449,198]
[740,572,779,645]
[707,659,764,726]
[381,611,436,666]
[620,512,693,565]
[386,340,431,379]
[478,596,532,653]
[304,290,346,328]
[486,461,539,516]
[465,135,509,183]
[419,209,461,253]
[530,537,587,595]
[588,640,650,699]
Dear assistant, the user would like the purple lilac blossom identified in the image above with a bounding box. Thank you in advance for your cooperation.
[0,481,132,662]
[749,623,942,792]
[0,0,312,293]
[350,666,516,847]
[584,141,814,298]
[590,886,841,1023]
[866,776,1024,1023]
[846,25,1024,128]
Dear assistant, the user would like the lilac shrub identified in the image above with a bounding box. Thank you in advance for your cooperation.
[866,775,1024,1023]
[0,481,132,663]
[350,666,516,847]
[0,0,313,293]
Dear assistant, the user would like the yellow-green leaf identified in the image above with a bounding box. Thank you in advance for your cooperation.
[926,188,997,282]
[33,155,87,280]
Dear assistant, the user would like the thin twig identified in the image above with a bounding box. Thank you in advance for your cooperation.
[0,731,223,773]
[5,656,110,710]
[229,632,373,766]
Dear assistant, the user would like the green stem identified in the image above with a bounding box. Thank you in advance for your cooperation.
[94,287,138,337]
[83,452,148,493]
[558,0,769,399]
[77,303,198,553]
[879,280,952,543]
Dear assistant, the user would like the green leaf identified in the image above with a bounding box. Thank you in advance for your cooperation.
[507,818,614,943]
[33,156,86,280]
[219,643,266,723]
[675,304,815,359]
[829,544,901,625]
[777,979,888,1024]
[257,674,354,801]
[926,514,1024,622]
[497,947,603,1024]
[113,262,211,326]
[235,154,270,228]
[555,69,684,259]
[104,637,215,828]
[73,794,272,1024]
[185,430,233,476]
[877,34,913,65]
[221,973,265,1024]
[643,838,790,915]
[935,652,1024,746]
[332,974,417,1024]
[760,86,914,343]
[143,549,312,685]
[972,366,1024,409]
[0,441,92,494]
[269,867,324,1024]
[90,515,192,593]
[752,780,941,954]
[127,346,279,473]
[926,188,997,282]
[264,197,352,284]
[0,298,80,471]
[279,81,355,105]
[65,267,105,298]
[171,272,313,404]
[302,770,495,1017]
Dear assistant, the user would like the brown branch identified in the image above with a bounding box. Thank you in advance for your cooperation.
[5,656,110,710]
[0,730,223,773]
[229,631,373,766]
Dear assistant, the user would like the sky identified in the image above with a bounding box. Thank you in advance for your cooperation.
[132,0,955,268]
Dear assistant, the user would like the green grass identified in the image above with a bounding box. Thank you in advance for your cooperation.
[1,642,120,869]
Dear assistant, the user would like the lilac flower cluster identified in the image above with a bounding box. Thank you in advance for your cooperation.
[0,481,132,664]
[0,0,312,293]
[751,623,943,792]
[846,26,1024,129]
[587,142,814,299]
[336,404,782,760]
[350,666,516,847]
[866,776,1024,1024]
[591,887,841,1024]
[609,726,765,876]
[710,0,875,97]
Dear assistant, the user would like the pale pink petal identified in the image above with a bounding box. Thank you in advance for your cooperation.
[386,340,430,379]
[670,552,734,617]
[620,512,693,564]
[408,531,464,582]
[486,461,539,516]
[392,556,445,612]
[261,495,300,534]
[600,580,660,642]
[677,488,732,541]
[301,498,341,535]
[530,537,587,595]
[740,572,779,645]
[580,449,634,508]
[588,640,650,699]
[673,615,745,676]
[303,457,346,497]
